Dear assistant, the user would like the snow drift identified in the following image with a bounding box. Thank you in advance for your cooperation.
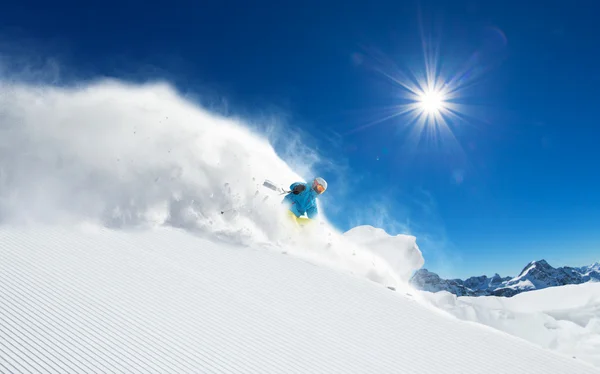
[418,282,600,367]
[0,79,423,288]
[343,226,424,283]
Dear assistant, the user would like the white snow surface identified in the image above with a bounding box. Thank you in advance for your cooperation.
[343,225,424,282]
[1,79,599,372]
[1,224,599,373]
[419,282,600,368]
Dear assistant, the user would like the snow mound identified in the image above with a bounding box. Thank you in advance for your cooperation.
[343,225,424,282]
[418,282,600,368]
[0,79,420,289]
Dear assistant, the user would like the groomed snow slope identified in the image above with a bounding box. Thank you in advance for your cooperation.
[1,224,599,373]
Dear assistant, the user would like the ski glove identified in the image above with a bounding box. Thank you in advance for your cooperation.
[292,184,306,195]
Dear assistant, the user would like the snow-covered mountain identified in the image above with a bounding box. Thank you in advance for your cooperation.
[1,79,599,372]
[410,259,600,297]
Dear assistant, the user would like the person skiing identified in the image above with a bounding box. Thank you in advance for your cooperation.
[281,177,327,226]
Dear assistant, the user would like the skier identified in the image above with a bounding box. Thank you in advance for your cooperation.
[281,177,327,227]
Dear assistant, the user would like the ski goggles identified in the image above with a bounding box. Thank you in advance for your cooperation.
[312,180,326,194]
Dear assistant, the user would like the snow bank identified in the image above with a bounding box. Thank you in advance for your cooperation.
[343,225,425,283]
[0,79,423,288]
[418,282,600,368]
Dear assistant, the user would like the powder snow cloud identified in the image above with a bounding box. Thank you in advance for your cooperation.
[0,78,424,288]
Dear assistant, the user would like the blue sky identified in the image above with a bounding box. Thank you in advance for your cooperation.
[2,0,599,279]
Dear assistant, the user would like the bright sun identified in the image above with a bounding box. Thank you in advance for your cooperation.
[418,89,446,115]
[344,29,482,141]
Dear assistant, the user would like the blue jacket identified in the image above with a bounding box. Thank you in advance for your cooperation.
[282,182,319,218]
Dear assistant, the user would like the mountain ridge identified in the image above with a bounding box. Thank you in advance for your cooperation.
[410,259,600,297]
